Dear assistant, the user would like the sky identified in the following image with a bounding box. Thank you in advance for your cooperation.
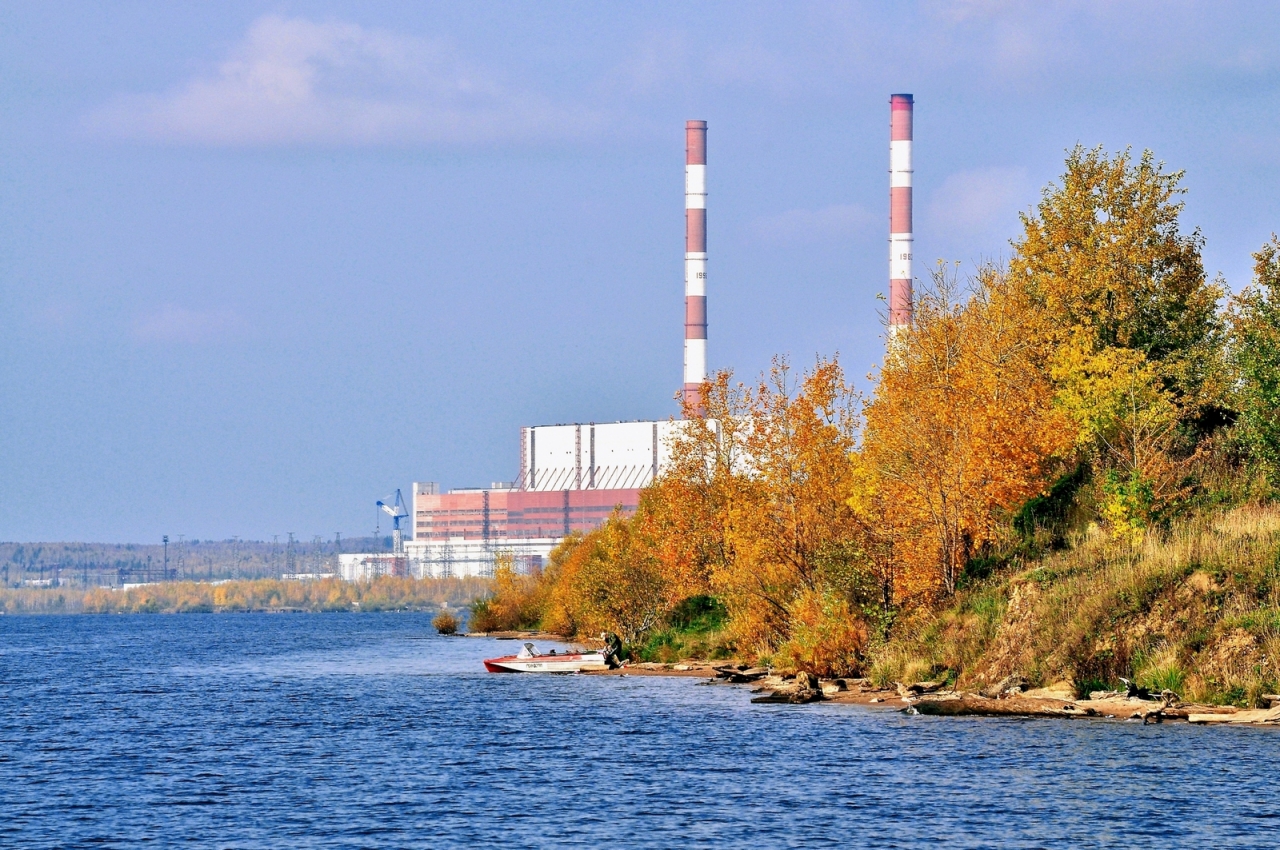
[3,1,1280,543]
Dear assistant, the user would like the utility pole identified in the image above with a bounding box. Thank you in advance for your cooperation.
[285,533,296,577]
[177,535,186,580]
[163,536,169,582]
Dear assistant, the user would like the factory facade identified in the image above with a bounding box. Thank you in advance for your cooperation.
[340,420,684,580]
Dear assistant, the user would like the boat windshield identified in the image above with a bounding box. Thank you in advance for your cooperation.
[516,642,539,659]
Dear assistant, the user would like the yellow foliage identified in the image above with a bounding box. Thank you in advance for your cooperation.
[36,576,488,615]
[680,357,872,655]
[549,517,669,645]
[1051,333,1194,539]
[1010,145,1223,409]
[861,264,1075,598]
[773,588,868,678]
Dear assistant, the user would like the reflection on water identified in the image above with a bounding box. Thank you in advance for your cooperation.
[2,613,1277,848]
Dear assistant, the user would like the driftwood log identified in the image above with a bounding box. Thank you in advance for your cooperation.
[751,672,825,704]
[896,680,946,697]
[1189,705,1280,725]
[979,674,1029,699]
[910,695,1097,718]
[713,665,770,684]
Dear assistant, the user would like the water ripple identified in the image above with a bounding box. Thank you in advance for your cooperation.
[2,614,1279,847]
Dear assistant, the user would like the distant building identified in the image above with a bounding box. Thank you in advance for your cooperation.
[337,420,683,580]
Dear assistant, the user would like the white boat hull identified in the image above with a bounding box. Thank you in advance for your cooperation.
[484,651,610,673]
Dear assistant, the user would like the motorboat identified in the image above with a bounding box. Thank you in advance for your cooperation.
[483,642,613,673]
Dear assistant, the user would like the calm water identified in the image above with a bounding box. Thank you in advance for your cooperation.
[2,614,1278,848]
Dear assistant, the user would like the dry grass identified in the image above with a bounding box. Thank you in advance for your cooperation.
[870,505,1280,705]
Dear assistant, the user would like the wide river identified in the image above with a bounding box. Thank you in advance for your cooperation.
[2,613,1278,847]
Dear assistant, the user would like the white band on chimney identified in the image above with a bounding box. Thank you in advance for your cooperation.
[889,141,912,187]
[685,164,707,206]
[685,256,707,296]
[683,338,707,385]
[890,235,913,281]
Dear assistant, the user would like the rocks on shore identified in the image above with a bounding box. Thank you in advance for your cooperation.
[712,664,771,684]
[749,671,825,704]
[703,664,1280,727]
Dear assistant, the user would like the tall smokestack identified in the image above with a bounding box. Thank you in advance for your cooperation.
[683,120,708,414]
[889,94,914,337]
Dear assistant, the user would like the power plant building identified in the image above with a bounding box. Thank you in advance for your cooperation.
[340,420,684,580]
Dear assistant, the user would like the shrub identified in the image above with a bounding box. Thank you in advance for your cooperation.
[467,598,500,633]
[773,588,867,678]
[432,610,459,635]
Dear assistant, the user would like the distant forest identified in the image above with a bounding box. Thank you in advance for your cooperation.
[0,536,392,587]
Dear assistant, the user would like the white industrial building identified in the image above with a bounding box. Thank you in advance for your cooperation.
[338,420,686,580]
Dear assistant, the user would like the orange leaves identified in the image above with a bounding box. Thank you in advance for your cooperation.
[542,516,670,645]
[861,264,1075,598]
[666,357,872,658]
[773,588,868,678]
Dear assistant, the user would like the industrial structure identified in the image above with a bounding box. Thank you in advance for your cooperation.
[340,421,684,580]
[888,93,914,336]
[342,96,917,582]
[683,119,708,412]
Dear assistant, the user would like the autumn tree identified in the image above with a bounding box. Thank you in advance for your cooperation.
[698,357,872,662]
[644,357,873,671]
[861,263,1074,597]
[1010,145,1224,412]
[1051,335,1193,541]
[635,371,754,602]
[547,515,669,645]
[468,553,545,632]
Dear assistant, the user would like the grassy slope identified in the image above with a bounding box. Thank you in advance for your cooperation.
[868,506,1280,706]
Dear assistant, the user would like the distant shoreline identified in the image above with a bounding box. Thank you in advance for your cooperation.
[0,575,488,616]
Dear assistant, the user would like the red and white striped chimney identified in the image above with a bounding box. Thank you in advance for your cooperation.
[889,94,914,337]
[683,120,708,414]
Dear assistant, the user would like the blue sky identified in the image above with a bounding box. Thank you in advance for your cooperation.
[3,1,1279,542]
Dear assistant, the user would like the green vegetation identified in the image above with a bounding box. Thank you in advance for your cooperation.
[634,596,733,663]
[869,506,1280,706]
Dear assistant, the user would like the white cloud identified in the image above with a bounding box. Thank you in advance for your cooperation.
[925,167,1031,241]
[86,15,587,146]
[132,306,244,343]
[748,204,877,246]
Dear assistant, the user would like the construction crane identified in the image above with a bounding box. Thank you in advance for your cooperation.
[377,490,410,557]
